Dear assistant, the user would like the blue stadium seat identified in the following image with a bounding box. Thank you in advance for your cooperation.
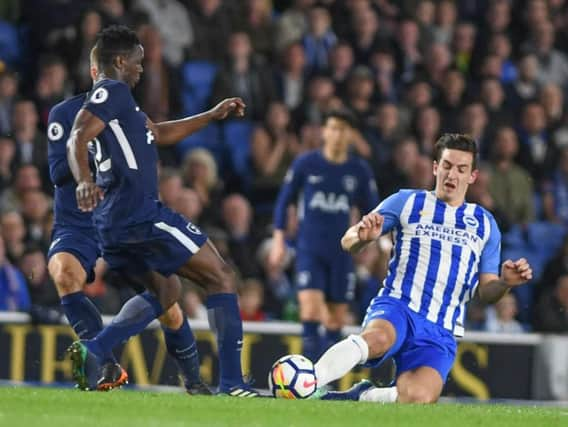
[223,119,254,179]
[181,61,218,116]
[526,221,566,259]
[0,20,20,67]
[176,123,223,165]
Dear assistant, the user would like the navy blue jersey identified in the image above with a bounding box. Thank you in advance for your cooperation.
[47,93,93,228]
[273,150,380,255]
[83,79,159,231]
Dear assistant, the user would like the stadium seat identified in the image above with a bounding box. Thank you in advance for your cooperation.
[176,123,223,166]
[181,61,218,116]
[526,222,566,258]
[222,119,254,180]
[0,20,20,67]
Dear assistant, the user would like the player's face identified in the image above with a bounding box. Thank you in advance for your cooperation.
[433,148,478,206]
[322,117,351,155]
[121,45,144,88]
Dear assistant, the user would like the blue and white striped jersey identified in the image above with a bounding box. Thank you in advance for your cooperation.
[373,189,501,336]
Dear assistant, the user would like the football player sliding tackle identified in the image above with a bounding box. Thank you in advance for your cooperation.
[312,133,532,403]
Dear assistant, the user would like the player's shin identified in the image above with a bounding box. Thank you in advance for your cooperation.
[163,319,203,389]
[206,293,244,390]
[314,334,369,388]
[86,291,164,359]
[302,321,322,362]
[61,291,117,364]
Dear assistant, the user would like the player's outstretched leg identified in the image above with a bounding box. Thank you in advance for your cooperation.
[160,302,212,395]
[49,252,123,389]
[177,240,260,397]
[320,380,398,403]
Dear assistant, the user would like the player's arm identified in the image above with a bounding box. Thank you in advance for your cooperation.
[342,190,404,254]
[476,215,532,303]
[47,108,72,186]
[150,97,245,145]
[67,108,105,211]
[268,159,304,269]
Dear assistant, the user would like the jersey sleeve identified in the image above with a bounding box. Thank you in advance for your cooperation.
[273,157,306,230]
[83,80,133,124]
[356,160,380,213]
[47,105,72,186]
[372,190,414,234]
[479,213,501,275]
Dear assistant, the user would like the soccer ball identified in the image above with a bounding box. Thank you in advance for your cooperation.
[268,354,317,399]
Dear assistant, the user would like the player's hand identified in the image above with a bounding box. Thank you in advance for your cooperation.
[268,239,286,271]
[357,212,384,242]
[210,97,246,120]
[76,180,103,212]
[501,258,533,287]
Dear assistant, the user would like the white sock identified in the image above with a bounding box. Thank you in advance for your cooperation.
[314,334,369,387]
[360,386,398,403]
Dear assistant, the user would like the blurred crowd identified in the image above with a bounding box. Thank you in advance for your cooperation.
[1,0,568,334]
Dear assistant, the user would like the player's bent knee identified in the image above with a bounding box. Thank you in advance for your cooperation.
[159,303,184,330]
[398,383,439,404]
[48,255,86,297]
[361,328,394,359]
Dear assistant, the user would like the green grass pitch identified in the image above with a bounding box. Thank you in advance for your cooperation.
[0,387,564,427]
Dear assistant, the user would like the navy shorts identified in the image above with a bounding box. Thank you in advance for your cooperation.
[47,225,100,284]
[295,250,356,303]
[97,206,208,277]
[361,296,457,382]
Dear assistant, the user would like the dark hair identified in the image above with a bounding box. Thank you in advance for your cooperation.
[324,109,357,129]
[434,133,478,169]
[94,25,140,69]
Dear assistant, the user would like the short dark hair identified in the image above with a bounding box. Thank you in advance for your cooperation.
[324,109,358,129]
[434,133,478,169]
[94,25,140,69]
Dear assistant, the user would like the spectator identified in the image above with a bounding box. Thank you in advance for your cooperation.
[409,155,434,190]
[302,5,337,74]
[539,83,564,132]
[422,42,452,86]
[488,127,535,227]
[394,19,422,84]
[210,31,276,122]
[133,0,193,67]
[18,245,59,308]
[432,0,457,45]
[345,66,375,125]
[97,0,129,25]
[181,285,208,321]
[377,136,420,197]
[293,74,335,127]
[21,189,51,247]
[484,293,525,333]
[365,102,400,169]
[504,53,540,112]
[0,134,17,192]
[0,164,42,213]
[234,0,275,61]
[221,194,261,279]
[328,41,354,100]
[173,188,203,224]
[452,22,478,75]
[0,235,30,311]
[436,68,466,132]
[413,106,440,157]
[188,0,234,62]
[349,7,386,66]
[369,48,397,102]
[517,101,556,183]
[0,70,18,134]
[181,148,223,228]
[158,167,183,209]
[543,147,568,226]
[11,99,48,185]
[0,211,26,264]
[459,102,490,159]
[250,102,299,208]
[534,274,568,332]
[238,278,266,321]
[275,0,312,52]
[528,20,568,88]
[274,42,307,111]
[480,77,513,130]
[487,32,517,83]
[33,56,70,128]
[398,79,432,130]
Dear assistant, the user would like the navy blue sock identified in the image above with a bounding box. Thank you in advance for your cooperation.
[163,319,201,389]
[302,321,321,362]
[86,291,163,361]
[61,291,116,364]
[206,293,244,391]
[322,329,342,353]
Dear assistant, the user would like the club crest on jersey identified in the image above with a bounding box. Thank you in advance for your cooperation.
[297,271,311,287]
[47,122,64,141]
[463,215,479,228]
[342,175,357,192]
[91,87,109,104]
[186,223,202,235]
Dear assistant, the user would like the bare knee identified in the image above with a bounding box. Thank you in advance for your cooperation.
[48,255,86,297]
[298,291,325,322]
[397,383,439,404]
[361,327,395,359]
[159,303,184,329]
[205,262,237,295]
